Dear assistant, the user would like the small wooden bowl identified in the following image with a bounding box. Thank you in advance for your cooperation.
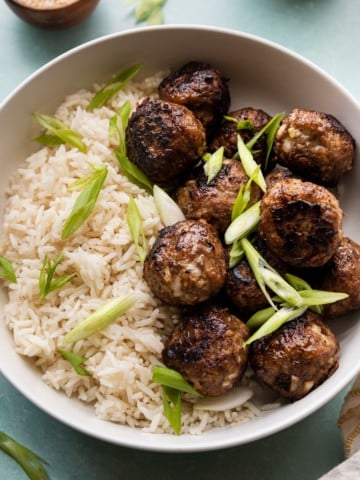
[4,0,100,29]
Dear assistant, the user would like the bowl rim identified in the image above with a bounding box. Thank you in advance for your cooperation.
[1,24,360,452]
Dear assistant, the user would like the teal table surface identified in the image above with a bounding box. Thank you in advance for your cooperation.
[0,1,359,479]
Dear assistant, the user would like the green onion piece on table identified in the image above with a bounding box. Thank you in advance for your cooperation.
[87,64,142,110]
[57,349,90,376]
[0,255,17,283]
[134,0,166,25]
[62,163,108,240]
[33,113,87,153]
[0,431,49,480]
[237,134,267,193]
[203,146,224,184]
[39,253,76,299]
[62,294,137,344]
[153,185,185,226]
[224,201,261,245]
[126,195,148,262]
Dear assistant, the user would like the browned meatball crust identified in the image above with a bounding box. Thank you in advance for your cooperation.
[143,220,226,306]
[274,108,355,186]
[208,107,272,168]
[174,158,262,232]
[265,166,296,190]
[319,237,360,317]
[259,177,343,268]
[125,98,206,186]
[225,238,287,319]
[249,311,339,401]
[163,304,249,396]
[158,61,230,130]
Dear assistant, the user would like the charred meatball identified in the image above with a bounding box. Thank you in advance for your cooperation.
[265,165,296,189]
[208,107,272,169]
[143,219,226,306]
[249,311,339,401]
[158,61,230,131]
[125,98,206,186]
[318,237,360,317]
[174,158,262,232]
[225,238,287,319]
[274,108,355,186]
[259,177,343,268]
[163,303,249,396]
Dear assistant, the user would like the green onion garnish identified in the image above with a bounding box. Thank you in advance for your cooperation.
[57,349,90,376]
[109,100,131,143]
[224,115,254,131]
[87,64,142,110]
[39,253,76,300]
[152,366,201,435]
[237,134,267,193]
[153,185,185,226]
[298,289,349,307]
[0,255,17,283]
[285,272,322,314]
[114,152,153,194]
[224,201,261,245]
[62,294,137,344]
[33,113,87,153]
[0,431,49,480]
[126,195,148,263]
[203,146,224,184]
[246,112,285,171]
[62,163,108,240]
[244,306,307,346]
[246,306,277,331]
[153,365,201,396]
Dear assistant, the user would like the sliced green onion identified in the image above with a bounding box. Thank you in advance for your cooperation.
[153,185,185,226]
[224,201,261,245]
[246,306,277,331]
[228,239,245,268]
[259,266,302,308]
[33,113,87,153]
[57,349,90,376]
[62,164,108,240]
[203,146,224,184]
[285,272,322,314]
[39,253,76,300]
[135,0,166,24]
[298,289,349,307]
[231,165,261,221]
[33,134,64,147]
[153,365,201,396]
[126,195,147,262]
[237,134,267,192]
[162,385,181,435]
[224,115,254,131]
[62,294,137,344]
[114,151,153,194]
[244,306,307,346]
[87,64,142,110]
[246,112,285,171]
[0,431,49,480]
[109,100,131,143]
[194,385,253,411]
[0,255,17,283]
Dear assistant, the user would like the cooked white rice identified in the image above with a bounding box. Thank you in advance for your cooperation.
[1,71,271,434]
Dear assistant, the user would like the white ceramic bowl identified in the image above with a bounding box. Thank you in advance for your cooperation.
[0,25,359,452]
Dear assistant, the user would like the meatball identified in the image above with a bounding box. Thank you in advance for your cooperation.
[162,303,249,396]
[249,311,339,401]
[143,219,226,306]
[125,98,206,186]
[208,107,272,168]
[158,61,230,131]
[174,158,262,232]
[265,165,296,190]
[259,177,343,268]
[318,237,360,317]
[274,108,355,186]
[225,238,287,319]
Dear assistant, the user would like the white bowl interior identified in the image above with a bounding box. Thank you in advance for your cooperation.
[0,25,359,452]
